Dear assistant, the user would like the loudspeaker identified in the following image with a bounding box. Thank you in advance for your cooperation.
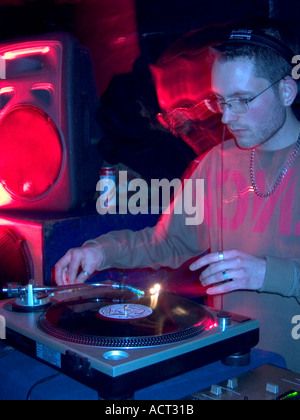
[0,32,102,212]
[0,211,96,287]
[0,211,95,287]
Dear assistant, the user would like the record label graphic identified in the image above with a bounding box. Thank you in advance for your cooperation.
[99,304,152,320]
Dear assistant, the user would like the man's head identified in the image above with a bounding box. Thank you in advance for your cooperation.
[208,20,300,150]
[215,23,297,85]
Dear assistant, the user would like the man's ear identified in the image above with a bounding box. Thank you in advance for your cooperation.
[280,76,298,106]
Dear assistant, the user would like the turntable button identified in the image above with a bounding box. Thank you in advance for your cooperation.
[210,385,223,396]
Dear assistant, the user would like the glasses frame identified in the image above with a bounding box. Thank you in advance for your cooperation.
[205,77,285,115]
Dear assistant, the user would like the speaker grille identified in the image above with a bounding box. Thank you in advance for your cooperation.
[0,226,32,286]
[0,104,63,200]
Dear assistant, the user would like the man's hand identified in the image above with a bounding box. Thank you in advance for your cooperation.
[190,249,266,295]
[54,245,104,286]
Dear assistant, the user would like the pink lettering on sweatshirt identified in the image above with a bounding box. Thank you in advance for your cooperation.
[203,168,300,236]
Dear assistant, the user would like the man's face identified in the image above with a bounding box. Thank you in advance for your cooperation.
[212,57,286,150]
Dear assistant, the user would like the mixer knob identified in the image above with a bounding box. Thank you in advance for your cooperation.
[227,377,239,389]
[266,383,279,395]
[210,385,223,396]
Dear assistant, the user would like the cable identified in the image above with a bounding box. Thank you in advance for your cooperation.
[26,372,61,400]
[219,125,227,310]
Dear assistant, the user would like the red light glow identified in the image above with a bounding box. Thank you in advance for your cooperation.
[0,87,15,95]
[2,46,50,60]
[205,322,218,331]
[150,31,226,156]
[0,105,63,200]
[31,83,54,92]
[0,183,12,207]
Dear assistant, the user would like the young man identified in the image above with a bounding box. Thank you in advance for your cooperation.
[55,20,300,372]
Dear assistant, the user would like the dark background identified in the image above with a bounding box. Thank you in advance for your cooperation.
[0,1,298,90]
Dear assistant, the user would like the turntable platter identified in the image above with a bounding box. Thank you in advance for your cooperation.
[38,290,215,347]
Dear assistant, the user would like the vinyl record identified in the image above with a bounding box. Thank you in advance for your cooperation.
[38,287,215,347]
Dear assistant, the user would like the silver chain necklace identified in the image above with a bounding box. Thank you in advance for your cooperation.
[250,133,300,198]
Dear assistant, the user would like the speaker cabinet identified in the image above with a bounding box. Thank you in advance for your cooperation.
[0,211,106,287]
[0,210,160,287]
[0,32,102,212]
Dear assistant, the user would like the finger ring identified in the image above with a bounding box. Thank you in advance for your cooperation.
[82,271,90,277]
[218,252,224,261]
[222,270,228,281]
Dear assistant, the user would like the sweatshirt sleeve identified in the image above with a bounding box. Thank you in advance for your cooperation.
[84,220,202,271]
[83,159,209,271]
[259,255,300,299]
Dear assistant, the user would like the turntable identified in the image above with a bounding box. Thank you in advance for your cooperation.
[0,282,259,399]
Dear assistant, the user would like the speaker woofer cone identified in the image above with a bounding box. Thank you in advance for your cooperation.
[0,226,32,286]
[0,104,63,200]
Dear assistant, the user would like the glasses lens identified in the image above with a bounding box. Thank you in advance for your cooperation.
[205,98,249,114]
[229,99,248,114]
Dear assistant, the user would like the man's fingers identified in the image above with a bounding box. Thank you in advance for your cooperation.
[74,269,91,284]
[190,251,232,271]
[54,245,104,286]
[54,253,72,285]
[206,280,237,295]
[54,249,83,285]
[64,250,82,285]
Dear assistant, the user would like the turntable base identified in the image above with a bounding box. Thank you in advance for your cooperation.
[0,349,287,400]
[0,284,260,399]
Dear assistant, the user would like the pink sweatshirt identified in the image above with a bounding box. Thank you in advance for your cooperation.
[86,138,300,372]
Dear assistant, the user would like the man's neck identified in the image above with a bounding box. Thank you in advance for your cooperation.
[257,111,300,152]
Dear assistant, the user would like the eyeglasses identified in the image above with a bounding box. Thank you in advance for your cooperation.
[204,77,284,115]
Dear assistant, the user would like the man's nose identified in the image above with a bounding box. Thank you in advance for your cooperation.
[221,106,239,125]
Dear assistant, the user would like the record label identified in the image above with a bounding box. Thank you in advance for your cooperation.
[99,304,153,320]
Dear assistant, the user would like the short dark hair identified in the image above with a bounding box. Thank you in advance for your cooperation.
[215,19,299,84]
